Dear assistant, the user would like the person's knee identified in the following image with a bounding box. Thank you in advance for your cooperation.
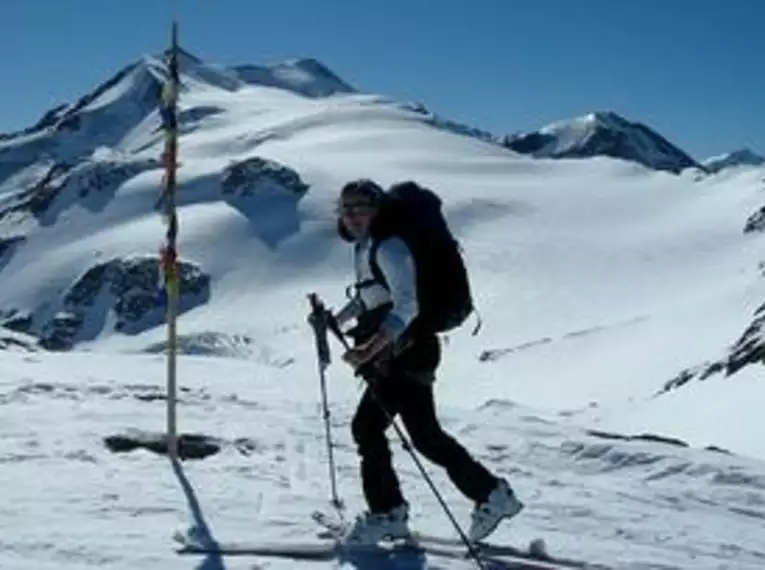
[350,410,366,446]
[409,425,450,460]
[351,409,385,451]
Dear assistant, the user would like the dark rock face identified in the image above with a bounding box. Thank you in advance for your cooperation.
[31,255,210,350]
[726,304,765,376]
[744,205,765,234]
[66,157,158,201]
[0,309,33,335]
[659,301,765,395]
[0,325,37,352]
[221,156,309,198]
[0,163,73,223]
[502,132,556,154]
[0,157,159,228]
[220,156,309,248]
[503,111,703,174]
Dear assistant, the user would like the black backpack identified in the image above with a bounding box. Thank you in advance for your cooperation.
[367,181,480,336]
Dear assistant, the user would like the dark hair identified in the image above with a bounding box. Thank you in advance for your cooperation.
[339,178,384,204]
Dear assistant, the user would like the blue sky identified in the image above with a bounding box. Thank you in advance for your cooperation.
[0,0,762,159]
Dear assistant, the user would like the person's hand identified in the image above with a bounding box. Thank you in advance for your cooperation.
[341,347,367,369]
[341,329,394,371]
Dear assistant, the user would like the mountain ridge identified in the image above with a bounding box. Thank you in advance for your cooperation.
[502,110,706,174]
[4,47,753,177]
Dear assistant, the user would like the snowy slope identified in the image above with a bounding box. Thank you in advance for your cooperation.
[4,350,765,570]
[232,56,356,97]
[0,49,764,570]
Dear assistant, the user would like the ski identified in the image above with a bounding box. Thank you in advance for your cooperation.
[173,528,339,559]
[172,512,607,569]
[311,509,608,569]
[173,524,436,562]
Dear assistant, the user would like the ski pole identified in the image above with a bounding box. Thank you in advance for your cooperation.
[307,293,344,515]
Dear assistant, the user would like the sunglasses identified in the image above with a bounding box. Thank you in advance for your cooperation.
[336,201,375,215]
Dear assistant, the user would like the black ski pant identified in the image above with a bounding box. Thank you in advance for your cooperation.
[351,348,499,513]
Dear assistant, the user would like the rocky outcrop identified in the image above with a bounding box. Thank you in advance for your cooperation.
[103,430,222,461]
[0,326,38,352]
[34,255,210,350]
[744,205,765,234]
[659,300,765,394]
[65,156,158,201]
[0,157,158,228]
[0,163,73,223]
[221,156,309,198]
[220,156,309,248]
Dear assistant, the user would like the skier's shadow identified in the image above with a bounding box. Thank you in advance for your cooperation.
[338,547,427,570]
[170,456,228,570]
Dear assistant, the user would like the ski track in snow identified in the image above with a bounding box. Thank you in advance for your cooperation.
[0,351,764,570]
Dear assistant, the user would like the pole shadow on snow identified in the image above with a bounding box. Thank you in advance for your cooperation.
[170,456,228,570]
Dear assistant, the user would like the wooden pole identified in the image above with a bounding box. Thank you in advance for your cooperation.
[159,20,181,460]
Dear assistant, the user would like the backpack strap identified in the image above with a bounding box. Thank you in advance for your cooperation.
[347,240,388,319]
[366,239,388,291]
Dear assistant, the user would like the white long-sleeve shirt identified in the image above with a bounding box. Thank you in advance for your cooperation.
[335,234,419,341]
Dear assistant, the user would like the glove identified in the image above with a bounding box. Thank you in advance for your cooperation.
[343,329,395,377]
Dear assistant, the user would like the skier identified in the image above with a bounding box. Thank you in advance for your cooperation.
[327,178,524,545]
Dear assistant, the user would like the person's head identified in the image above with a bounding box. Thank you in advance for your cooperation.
[337,178,384,240]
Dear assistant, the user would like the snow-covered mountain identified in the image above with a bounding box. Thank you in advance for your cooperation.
[703,148,765,173]
[232,57,356,97]
[0,49,355,187]
[502,111,703,174]
[1,47,765,570]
